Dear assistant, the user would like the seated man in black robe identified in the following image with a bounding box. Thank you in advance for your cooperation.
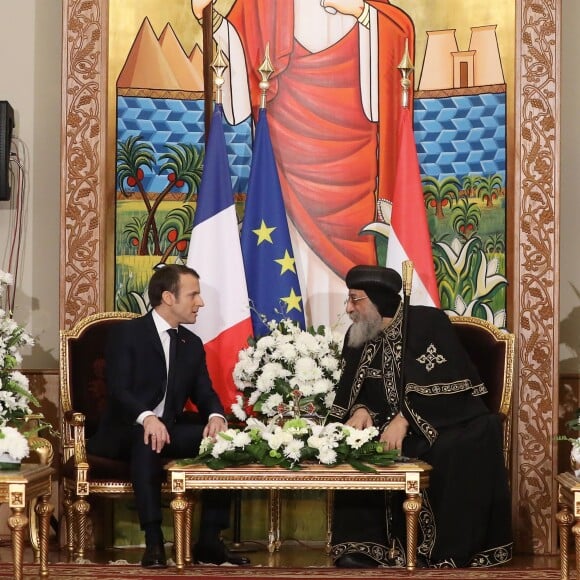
[328,265,512,569]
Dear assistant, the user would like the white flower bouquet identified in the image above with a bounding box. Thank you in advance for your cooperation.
[188,417,399,472]
[231,318,344,422]
[0,270,45,461]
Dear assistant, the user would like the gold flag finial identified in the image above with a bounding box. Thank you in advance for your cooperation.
[211,43,228,105]
[258,43,275,109]
[397,38,414,109]
[402,260,414,297]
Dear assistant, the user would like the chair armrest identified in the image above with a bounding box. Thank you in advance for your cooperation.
[28,437,54,466]
[62,410,88,465]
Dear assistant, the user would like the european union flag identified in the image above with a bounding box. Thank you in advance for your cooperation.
[241,108,305,335]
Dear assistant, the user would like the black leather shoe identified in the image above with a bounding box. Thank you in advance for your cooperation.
[194,540,251,565]
[335,553,379,568]
[141,543,167,568]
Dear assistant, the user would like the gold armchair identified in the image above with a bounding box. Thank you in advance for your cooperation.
[59,312,192,560]
[449,315,515,470]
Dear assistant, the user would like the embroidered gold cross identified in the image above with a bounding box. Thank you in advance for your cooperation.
[416,343,446,372]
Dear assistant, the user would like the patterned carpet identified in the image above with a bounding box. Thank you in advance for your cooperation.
[0,562,564,580]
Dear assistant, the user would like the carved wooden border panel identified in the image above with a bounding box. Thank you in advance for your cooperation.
[514,0,560,553]
[60,0,107,328]
[60,0,561,553]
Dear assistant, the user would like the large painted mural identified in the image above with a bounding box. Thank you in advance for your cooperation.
[61,0,562,556]
[110,0,513,332]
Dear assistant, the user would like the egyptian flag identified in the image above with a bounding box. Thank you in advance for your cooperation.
[386,106,440,307]
[186,104,253,409]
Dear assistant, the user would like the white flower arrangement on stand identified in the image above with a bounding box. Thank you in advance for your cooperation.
[187,417,399,472]
[0,270,40,466]
[231,318,344,423]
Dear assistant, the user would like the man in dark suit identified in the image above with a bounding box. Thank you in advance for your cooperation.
[87,264,250,568]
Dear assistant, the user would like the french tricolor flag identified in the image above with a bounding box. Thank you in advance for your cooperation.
[386,106,440,307]
[186,104,253,409]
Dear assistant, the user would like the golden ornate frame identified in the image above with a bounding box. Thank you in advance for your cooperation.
[60,0,561,554]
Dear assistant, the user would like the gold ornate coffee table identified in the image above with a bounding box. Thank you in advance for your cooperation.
[0,463,54,580]
[167,461,431,571]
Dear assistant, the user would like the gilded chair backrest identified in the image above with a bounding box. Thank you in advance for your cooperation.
[449,315,515,470]
[59,312,139,439]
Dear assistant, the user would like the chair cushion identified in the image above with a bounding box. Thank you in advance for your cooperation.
[62,453,174,482]
[62,453,132,481]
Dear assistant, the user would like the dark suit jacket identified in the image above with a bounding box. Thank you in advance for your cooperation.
[89,311,224,457]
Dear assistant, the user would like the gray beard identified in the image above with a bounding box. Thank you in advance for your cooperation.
[347,312,384,348]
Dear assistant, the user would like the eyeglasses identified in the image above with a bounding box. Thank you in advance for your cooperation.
[345,295,368,305]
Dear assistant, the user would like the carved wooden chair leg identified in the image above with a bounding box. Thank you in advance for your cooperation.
[73,497,90,560]
[36,493,53,577]
[63,489,75,557]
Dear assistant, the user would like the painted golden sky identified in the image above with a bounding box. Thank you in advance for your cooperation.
[109,0,515,93]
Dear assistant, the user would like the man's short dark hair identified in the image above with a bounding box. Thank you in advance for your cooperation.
[148,264,200,308]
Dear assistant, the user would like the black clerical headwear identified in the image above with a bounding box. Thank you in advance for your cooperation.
[345,265,402,317]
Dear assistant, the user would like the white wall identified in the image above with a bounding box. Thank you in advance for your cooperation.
[0,0,62,369]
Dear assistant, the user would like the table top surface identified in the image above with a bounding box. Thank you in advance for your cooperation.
[0,463,53,484]
[557,471,580,489]
[168,460,431,473]
[166,461,432,491]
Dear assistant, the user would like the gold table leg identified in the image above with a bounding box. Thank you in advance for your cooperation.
[171,491,188,570]
[268,489,281,553]
[325,490,334,554]
[556,506,574,580]
[403,492,422,571]
[184,493,195,565]
[572,520,580,580]
[8,506,27,580]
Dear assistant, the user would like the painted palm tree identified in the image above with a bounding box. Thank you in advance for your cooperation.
[158,204,196,263]
[451,198,481,240]
[139,143,204,256]
[423,175,461,218]
[475,173,503,207]
[117,136,161,254]
[485,233,506,254]
[461,174,482,198]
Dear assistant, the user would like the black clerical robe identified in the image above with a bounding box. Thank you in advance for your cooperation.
[327,305,513,568]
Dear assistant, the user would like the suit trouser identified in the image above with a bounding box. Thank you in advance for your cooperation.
[129,418,230,539]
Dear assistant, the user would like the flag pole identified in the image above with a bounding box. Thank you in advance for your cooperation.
[397,40,414,410]
[202,4,213,141]
[258,43,274,110]
[399,260,413,408]
[211,44,227,106]
[398,38,413,109]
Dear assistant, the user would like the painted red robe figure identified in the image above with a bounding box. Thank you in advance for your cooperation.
[192,0,414,328]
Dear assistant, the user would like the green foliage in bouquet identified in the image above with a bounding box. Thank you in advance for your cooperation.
[181,417,399,473]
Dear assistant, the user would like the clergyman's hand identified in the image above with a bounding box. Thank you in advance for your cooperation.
[379,413,409,451]
[203,415,227,439]
[346,407,374,430]
[143,415,171,453]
